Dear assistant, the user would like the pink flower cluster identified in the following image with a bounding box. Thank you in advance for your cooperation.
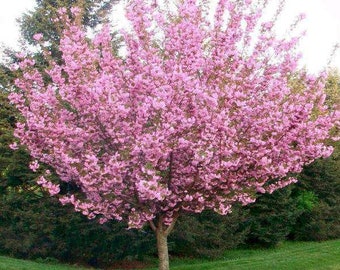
[37,176,60,196]
[33,33,43,41]
[10,0,339,228]
[29,160,40,172]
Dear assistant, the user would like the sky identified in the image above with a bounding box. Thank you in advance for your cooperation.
[0,0,339,73]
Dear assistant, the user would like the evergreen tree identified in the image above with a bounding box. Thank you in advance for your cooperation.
[245,187,301,247]
[19,0,115,57]
[291,142,340,241]
[170,206,250,258]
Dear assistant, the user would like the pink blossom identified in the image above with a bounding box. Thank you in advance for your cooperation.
[9,142,19,150]
[70,7,81,15]
[11,0,338,233]
[33,33,43,41]
[29,160,40,172]
[15,52,25,58]
[37,176,60,195]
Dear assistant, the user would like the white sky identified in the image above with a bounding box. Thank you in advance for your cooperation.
[0,0,339,73]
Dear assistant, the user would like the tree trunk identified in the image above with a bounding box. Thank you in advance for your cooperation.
[151,214,178,270]
[156,229,170,270]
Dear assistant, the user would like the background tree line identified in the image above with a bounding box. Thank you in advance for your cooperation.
[0,0,339,268]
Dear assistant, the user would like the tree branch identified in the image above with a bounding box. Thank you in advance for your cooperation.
[165,212,179,236]
[149,220,157,232]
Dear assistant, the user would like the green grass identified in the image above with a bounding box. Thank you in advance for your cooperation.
[0,240,339,270]
[0,256,91,270]
[164,240,340,270]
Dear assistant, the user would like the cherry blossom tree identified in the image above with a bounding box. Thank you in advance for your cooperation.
[10,0,339,269]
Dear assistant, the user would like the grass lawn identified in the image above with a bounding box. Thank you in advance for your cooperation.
[0,240,339,270]
[0,256,91,270]
[165,240,340,270]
